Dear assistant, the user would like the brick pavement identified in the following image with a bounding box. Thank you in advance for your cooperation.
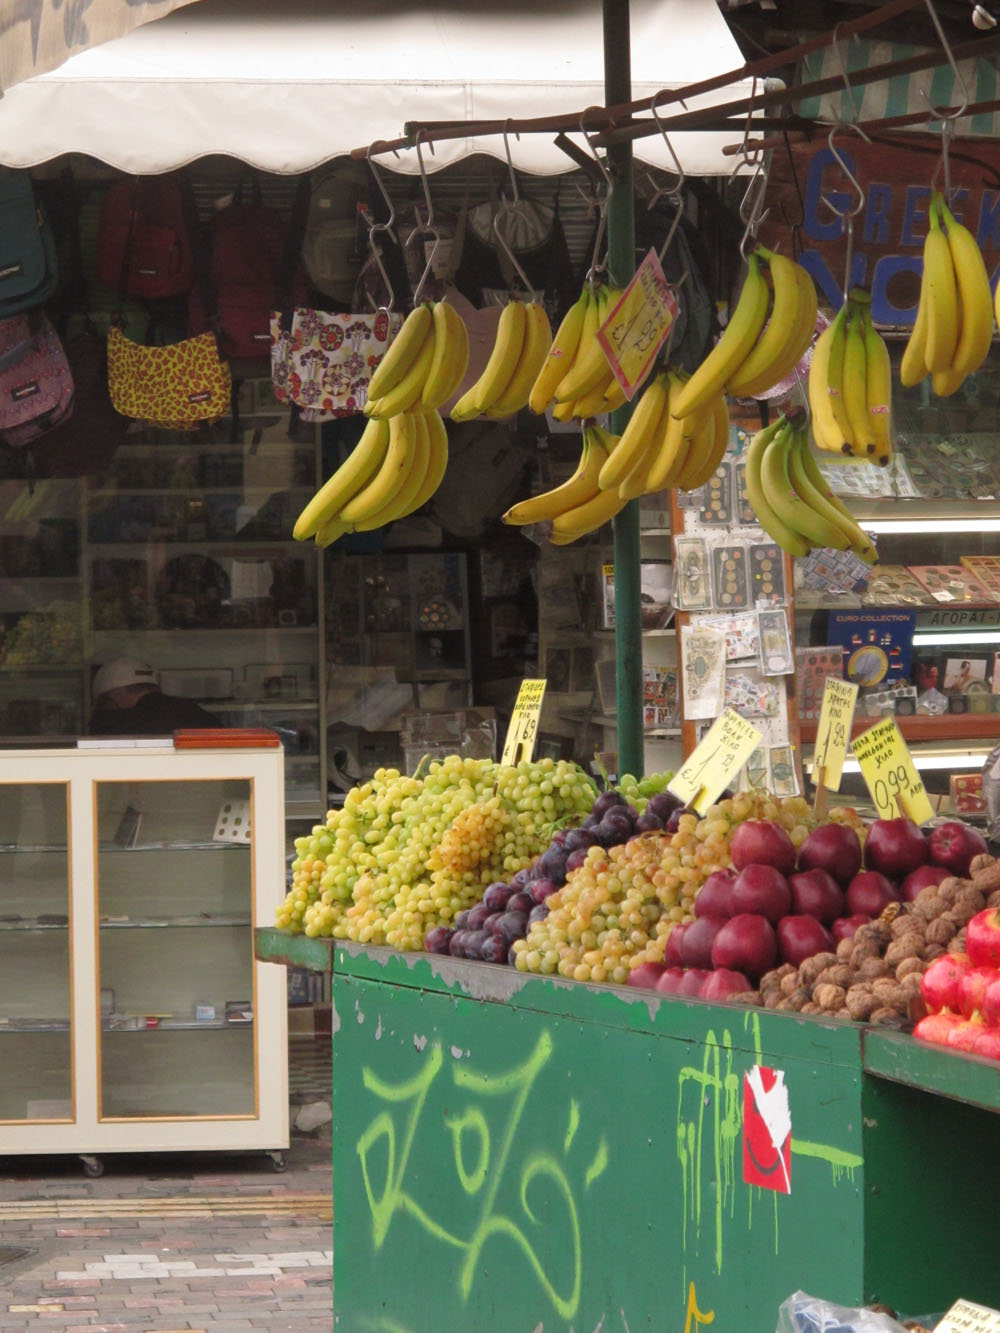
[0,1134,332,1331]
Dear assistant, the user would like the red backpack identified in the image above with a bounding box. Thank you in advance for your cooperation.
[96,174,195,300]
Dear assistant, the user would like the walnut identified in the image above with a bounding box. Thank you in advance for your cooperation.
[856,956,890,981]
[816,963,854,988]
[853,922,882,946]
[837,936,856,960]
[872,977,905,1003]
[762,988,782,1009]
[780,971,803,997]
[776,993,807,1012]
[800,1001,823,1015]
[895,956,925,980]
[989,890,1000,910]
[971,859,1000,893]
[885,936,922,967]
[970,853,996,877]
[923,943,947,961]
[912,891,946,921]
[898,969,924,991]
[798,953,837,988]
[845,983,878,1022]
[731,991,764,1006]
[948,929,968,955]
[850,938,881,967]
[924,916,957,947]
[814,982,847,1011]
[890,913,924,940]
[760,965,794,991]
[870,1006,907,1026]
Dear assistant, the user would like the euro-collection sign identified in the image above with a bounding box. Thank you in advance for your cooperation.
[500,678,547,767]
[668,708,763,814]
[597,248,678,398]
[813,676,859,791]
[850,716,934,824]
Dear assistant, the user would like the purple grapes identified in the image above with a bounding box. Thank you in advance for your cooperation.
[506,891,533,915]
[634,812,664,834]
[564,827,598,853]
[479,933,509,964]
[647,791,682,822]
[466,902,492,931]
[591,790,628,820]
[482,881,514,913]
[424,926,454,954]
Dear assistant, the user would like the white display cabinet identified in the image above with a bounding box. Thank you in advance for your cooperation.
[0,743,288,1172]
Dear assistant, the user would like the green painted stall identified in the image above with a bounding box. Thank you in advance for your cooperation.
[256,928,1000,1332]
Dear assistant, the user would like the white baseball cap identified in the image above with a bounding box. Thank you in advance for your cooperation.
[92,658,159,699]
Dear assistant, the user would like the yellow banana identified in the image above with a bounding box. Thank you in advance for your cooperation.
[787,429,865,553]
[861,304,893,466]
[743,419,811,557]
[365,327,436,419]
[598,371,669,491]
[571,366,618,419]
[746,260,819,397]
[421,301,470,410]
[550,399,576,422]
[795,438,878,563]
[900,257,930,388]
[673,405,715,492]
[488,302,553,417]
[645,371,693,491]
[763,422,849,550]
[672,253,770,418]
[675,393,729,491]
[726,250,806,398]
[449,384,481,422]
[808,306,850,454]
[352,410,432,531]
[292,416,390,540]
[340,412,420,527]
[528,288,590,415]
[940,195,994,383]
[367,304,433,401]
[923,198,959,374]
[502,427,609,526]
[314,516,352,548]
[841,305,874,459]
[554,285,616,403]
[602,374,628,412]
[395,408,449,518]
[618,434,660,500]
[550,468,629,540]
[470,300,528,412]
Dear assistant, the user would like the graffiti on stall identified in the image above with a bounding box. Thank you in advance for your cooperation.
[684,1280,715,1331]
[356,1030,608,1322]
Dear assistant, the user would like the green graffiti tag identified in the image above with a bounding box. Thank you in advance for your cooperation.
[356,1030,609,1322]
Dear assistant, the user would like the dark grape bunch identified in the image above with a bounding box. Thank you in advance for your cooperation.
[424,787,685,964]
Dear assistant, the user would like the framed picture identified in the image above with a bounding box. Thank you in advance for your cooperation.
[943,657,988,693]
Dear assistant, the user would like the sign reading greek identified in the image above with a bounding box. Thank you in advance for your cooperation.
[500,678,547,767]
[598,248,677,398]
[669,708,762,814]
[850,717,933,824]
[813,677,859,791]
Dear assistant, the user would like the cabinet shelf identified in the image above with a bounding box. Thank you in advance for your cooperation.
[0,1020,255,1033]
[799,715,1000,744]
[98,841,251,853]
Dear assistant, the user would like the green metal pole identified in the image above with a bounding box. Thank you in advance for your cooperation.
[603,0,643,780]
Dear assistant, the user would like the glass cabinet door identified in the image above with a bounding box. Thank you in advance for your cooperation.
[0,783,72,1122]
[96,778,256,1120]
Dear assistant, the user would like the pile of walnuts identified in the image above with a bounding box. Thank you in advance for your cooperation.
[734,852,1000,1025]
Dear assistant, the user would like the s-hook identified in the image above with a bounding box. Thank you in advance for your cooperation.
[365,145,399,312]
[405,133,442,306]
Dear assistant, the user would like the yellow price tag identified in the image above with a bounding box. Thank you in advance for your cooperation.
[850,717,934,824]
[668,709,763,814]
[597,248,678,399]
[500,678,547,767]
[813,677,858,791]
[936,1299,1000,1333]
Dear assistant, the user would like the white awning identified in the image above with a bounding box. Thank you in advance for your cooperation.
[0,0,754,177]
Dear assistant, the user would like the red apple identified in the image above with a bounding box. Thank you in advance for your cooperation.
[710,913,777,982]
[966,909,1000,971]
[694,868,736,919]
[699,968,752,1001]
[679,916,727,969]
[846,870,898,918]
[864,817,929,879]
[626,961,667,990]
[928,820,989,877]
[900,863,949,903]
[831,913,871,943]
[662,923,689,968]
[920,953,972,1013]
[797,823,863,887]
[946,1018,984,1052]
[981,976,1000,1026]
[913,1012,961,1046]
[972,1026,1000,1061]
[789,868,845,924]
[730,864,792,923]
[957,966,1000,1018]
[655,966,687,995]
[777,915,835,967]
[731,820,796,875]
[677,968,710,996]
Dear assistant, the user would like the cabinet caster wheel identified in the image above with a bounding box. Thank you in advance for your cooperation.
[267,1150,287,1173]
[80,1155,104,1178]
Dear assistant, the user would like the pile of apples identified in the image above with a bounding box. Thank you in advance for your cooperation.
[628,813,989,1002]
[915,909,1000,1058]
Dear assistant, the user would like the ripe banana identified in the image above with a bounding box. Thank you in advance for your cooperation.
[672,252,769,418]
[597,371,668,491]
[352,410,432,531]
[315,516,352,548]
[398,408,449,517]
[550,467,629,542]
[488,302,553,417]
[421,301,470,410]
[470,300,528,413]
[763,420,850,550]
[340,412,420,527]
[795,436,878,564]
[645,371,694,491]
[861,305,893,466]
[726,250,807,398]
[841,305,874,459]
[923,198,960,375]
[502,426,610,527]
[528,288,590,415]
[742,419,810,557]
[367,304,433,401]
[940,197,993,384]
[292,416,390,541]
[555,285,616,403]
[366,326,436,419]
[900,257,930,389]
[675,393,729,492]
[808,306,849,454]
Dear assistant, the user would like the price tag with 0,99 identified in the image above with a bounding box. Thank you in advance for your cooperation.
[850,716,934,825]
[668,708,763,815]
[500,679,547,767]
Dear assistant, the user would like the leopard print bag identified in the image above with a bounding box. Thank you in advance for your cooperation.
[107,327,231,429]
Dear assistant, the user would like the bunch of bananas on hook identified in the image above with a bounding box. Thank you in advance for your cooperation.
[502,422,630,544]
[901,192,994,397]
[527,281,627,420]
[292,408,450,545]
[809,289,892,466]
[364,300,470,419]
[450,299,553,421]
[594,368,729,499]
[744,413,877,563]
[671,246,817,419]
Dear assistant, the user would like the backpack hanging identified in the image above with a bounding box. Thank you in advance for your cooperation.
[0,311,74,447]
[301,159,370,303]
[96,173,195,300]
[0,173,59,318]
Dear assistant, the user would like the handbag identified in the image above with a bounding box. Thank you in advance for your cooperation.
[0,311,74,447]
[269,307,402,420]
[0,173,59,318]
[107,326,231,430]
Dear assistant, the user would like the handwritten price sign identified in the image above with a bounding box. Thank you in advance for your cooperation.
[813,677,858,791]
[936,1298,1000,1333]
[668,708,762,814]
[500,679,547,767]
[850,717,933,824]
[597,248,678,399]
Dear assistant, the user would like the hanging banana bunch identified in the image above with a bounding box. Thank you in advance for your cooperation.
[502,422,628,543]
[743,414,877,564]
[809,290,893,466]
[449,299,553,421]
[901,191,994,396]
[365,299,470,417]
[527,281,627,421]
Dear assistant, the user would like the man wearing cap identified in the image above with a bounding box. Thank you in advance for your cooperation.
[89,658,225,736]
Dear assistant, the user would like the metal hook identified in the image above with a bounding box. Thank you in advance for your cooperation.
[365,146,399,313]
[578,107,614,190]
[739,77,764,168]
[920,0,970,123]
[647,98,686,206]
[493,125,538,301]
[404,132,441,305]
[737,155,771,260]
[829,22,865,125]
[576,109,613,284]
[818,121,870,299]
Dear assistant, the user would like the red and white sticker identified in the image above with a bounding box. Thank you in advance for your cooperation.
[743,1065,791,1193]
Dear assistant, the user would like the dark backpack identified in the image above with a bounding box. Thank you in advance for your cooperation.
[0,173,59,317]
[96,174,195,300]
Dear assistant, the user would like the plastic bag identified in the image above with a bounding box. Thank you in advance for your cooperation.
[775,1292,910,1333]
